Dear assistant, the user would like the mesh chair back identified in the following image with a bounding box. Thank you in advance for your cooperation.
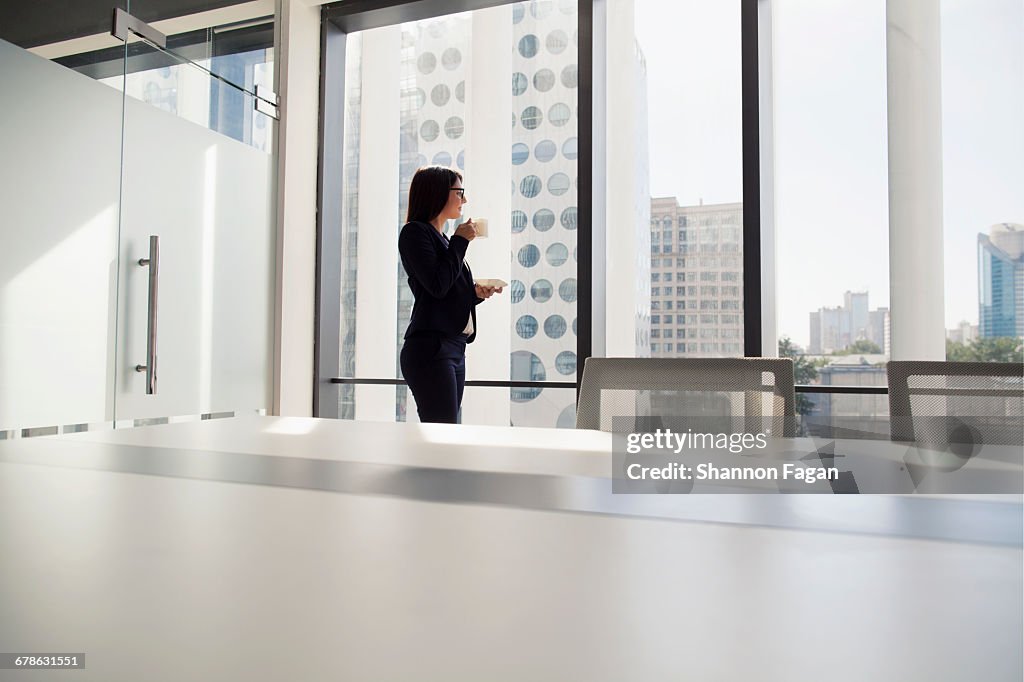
[576,357,796,433]
[887,361,1024,446]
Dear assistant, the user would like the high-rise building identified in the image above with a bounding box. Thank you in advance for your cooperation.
[808,292,888,354]
[508,0,585,427]
[978,223,1024,339]
[810,307,845,355]
[648,198,744,357]
[844,291,869,343]
[868,307,890,354]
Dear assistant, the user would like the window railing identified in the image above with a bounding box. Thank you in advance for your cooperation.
[331,377,887,395]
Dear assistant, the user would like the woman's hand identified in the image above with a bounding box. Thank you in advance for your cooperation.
[475,283,503,299]
[454,219,477,241]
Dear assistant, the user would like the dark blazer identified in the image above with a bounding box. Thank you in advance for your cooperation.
[399,220,481,342]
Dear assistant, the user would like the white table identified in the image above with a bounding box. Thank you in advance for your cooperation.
[1,416,1021,681]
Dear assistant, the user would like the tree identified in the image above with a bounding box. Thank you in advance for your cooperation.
[778,336,819,416]
[836,339,882,355]
[946,337,1023,364]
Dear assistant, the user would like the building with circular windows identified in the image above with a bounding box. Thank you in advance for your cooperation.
[504,0,587,427]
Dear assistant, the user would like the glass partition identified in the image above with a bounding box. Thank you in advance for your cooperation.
[0,36,124,431]
[98,16,275,151]
[0,2,277,433]
[115,38,276,422]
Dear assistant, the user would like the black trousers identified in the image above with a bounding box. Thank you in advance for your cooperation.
[400,334,467,424]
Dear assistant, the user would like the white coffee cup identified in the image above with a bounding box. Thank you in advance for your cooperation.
[473,218,488,238]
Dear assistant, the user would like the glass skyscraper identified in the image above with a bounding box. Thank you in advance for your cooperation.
[978,223,1024,339]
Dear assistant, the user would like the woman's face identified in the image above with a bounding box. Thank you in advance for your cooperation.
[440,179,466,222]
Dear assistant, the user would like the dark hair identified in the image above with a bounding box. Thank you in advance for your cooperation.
[406,165,462,224]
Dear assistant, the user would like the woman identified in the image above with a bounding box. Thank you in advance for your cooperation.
[399,166,502,423]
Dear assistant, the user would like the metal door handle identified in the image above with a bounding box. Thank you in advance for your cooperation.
[134,235,159,394]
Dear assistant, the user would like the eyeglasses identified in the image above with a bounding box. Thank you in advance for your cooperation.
[450,188,465,199]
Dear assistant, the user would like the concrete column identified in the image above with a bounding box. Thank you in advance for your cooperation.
[886,0,946,360]
[462,5,513,426]
[272,0,320,416]
[605,0,641,357]
[354,25,401,421]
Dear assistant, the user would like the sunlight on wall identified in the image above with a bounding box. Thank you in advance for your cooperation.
[0,204,119,428]
[199,145,219,412]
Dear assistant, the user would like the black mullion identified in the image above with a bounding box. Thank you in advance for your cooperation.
[741,0,762,357]
[314,17,348,418]
[576,0,595,400]
[796,385,888,395]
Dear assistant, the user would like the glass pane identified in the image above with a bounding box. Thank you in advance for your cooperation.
[0,36,123,431]
[22,0,276,154]
[408,385,578,427]
[800,393,890,439]
[97,24,275,151]
[115,38,276,421]
[940,0,1024,363]
[771,0,890,404]
[1,3,276,432]
[330,384,579,428]
[509,0,579,426]
[340,2,579,427]
[632,0,744,360]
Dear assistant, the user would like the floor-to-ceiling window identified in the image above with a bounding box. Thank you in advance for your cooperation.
[630,0,744,362]
[939,0,1024,362]
[330,1,579,428]
[769,0,891,422]
[316,0,1023,430]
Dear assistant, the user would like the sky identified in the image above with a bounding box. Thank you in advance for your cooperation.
[634,0,1024,349]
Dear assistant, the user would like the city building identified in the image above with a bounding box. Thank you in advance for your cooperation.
[648,198,744,358]
[806,353,889,434]
[869,307,891,356]
[978,222,1024,339]
[946,320,980,344]
[508,1,586,428]
[808,292,889,355]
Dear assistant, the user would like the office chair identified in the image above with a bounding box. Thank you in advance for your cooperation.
[575,357,796,434]
[887,360,1024,446]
